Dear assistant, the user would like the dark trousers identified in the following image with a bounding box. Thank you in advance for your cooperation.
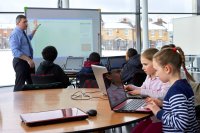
[13,58,35,92]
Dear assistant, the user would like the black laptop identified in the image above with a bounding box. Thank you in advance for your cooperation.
[103,71,151,113]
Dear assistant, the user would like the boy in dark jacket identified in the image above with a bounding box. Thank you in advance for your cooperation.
[79,52,101,74]
[121,48,144,84]
[36,46,70,87]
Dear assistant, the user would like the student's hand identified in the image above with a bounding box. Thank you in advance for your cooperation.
[27,59,35,68]
[124,85,134,91]
[145,101,161,115]
[128,89,140,95]
[145,97,163,107]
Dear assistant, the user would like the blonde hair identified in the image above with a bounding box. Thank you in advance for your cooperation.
[141,48,159,61]
[154,47,195,82]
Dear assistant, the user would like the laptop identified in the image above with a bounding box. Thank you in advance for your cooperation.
[107,56,126,70]
[103,71,151,113]
[91,65,108,95]
[64,57,84,73]
[20,108,88,126]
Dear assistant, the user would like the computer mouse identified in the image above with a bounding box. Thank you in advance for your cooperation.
[86,109,97,116]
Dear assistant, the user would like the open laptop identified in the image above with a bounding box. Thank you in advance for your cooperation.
[103,71,151,113]
[91,65,108,95]
[108,56,126,70]
[64,57,84,73]
[20,108,88,126]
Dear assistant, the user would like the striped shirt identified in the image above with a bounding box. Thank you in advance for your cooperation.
[156,79,200,132]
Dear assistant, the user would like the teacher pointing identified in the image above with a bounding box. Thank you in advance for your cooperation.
[9,15,39,91]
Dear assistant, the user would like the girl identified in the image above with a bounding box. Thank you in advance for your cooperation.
[125,48,170,133]
[125,48,170,100]
[146,47,200,132]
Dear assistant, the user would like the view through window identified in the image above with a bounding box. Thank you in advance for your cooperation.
[0,0,197,86]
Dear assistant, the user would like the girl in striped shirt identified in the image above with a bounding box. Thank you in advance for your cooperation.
[146,47,200,132]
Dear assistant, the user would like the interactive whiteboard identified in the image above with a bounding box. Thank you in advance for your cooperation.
[25,8,101,58]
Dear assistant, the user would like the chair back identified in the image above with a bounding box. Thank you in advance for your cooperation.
[77,73,98,88]
[21,74,63,91]
[31,74,57,84]
[126,71,147,87]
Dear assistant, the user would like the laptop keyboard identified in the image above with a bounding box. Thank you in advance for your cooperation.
[119,99,146,111]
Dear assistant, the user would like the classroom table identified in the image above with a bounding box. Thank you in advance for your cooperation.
[0,88,151,133]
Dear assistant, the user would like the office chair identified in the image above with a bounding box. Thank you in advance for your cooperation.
[125,71,147,87]
[195,105,200,125]
[21,74,64,91]
[76,73,98,88]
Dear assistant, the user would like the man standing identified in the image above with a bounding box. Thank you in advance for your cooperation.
[9,15,39,91]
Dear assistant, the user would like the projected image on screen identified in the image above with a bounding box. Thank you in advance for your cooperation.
[28,19,93,58]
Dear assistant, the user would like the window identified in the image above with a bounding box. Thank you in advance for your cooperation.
[124,29,129,36]
[0,0,57,12]
[70,0,136,12]
[147,14,193,49]
[148,0,194,13]
[101,14,136,56]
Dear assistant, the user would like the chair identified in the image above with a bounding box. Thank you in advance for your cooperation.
[195,105,200,125]
[31,74,57,84]
[21,74,64,91]
[76,73,98,88]
[125,71,147,87]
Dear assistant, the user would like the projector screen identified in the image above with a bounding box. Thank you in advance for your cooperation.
[25,8,101,59]
[173,16,200,55]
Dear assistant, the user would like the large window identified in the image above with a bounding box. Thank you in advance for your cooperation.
[101,14,136,56]
[0,0,198,87]
[70,0,136,12]
[0,0,57,12]
[147,14,193,49]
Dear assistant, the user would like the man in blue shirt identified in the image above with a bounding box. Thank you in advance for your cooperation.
[9,15,39,91]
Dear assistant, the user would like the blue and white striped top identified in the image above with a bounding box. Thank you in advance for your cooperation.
[156,79,200,132]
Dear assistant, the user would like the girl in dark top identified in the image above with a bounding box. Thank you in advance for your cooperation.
[36,46,70,88]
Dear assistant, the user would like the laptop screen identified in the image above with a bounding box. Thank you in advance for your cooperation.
[103,70,127,108]
[108,56,126,70]
[65,57,84,70]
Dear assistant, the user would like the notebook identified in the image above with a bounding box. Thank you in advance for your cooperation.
[103,71,151,113]
[91,65,108,95]
[20,108,88,126]
[64,57,84,73]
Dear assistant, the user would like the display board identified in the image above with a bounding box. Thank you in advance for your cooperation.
[25,8,101,59]
[173,16,200,55]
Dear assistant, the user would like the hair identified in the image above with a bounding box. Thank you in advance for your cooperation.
[154,47,195,82]
[88,52,100,62]
[161,44,176,50]
[16,15,26,24]
[141,48,159,61]
[42,46,58,62]
[126,48,138,58]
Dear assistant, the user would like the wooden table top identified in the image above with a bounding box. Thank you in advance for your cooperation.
[0,89,151,133]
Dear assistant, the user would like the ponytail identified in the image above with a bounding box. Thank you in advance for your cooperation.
[176,47,195,82]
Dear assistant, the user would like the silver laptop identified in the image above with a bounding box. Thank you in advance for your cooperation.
[91,65,108,95]
[64,57,84,73]
[103,71,151,113]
